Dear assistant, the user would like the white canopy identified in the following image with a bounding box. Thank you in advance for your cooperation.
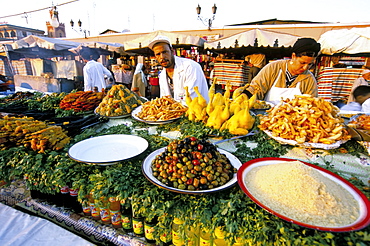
[204,28,300,49]
[318,27,370,55]
[123,30,206,51]
[69,41,125,55]
[11,35,81,51]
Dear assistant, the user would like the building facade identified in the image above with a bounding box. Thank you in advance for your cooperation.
[0,23,45,41]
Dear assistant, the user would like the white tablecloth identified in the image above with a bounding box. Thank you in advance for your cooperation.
[0,203,94,246]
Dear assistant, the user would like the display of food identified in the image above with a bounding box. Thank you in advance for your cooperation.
[243,160,360,227]
[251,100,272,110]
[95,84,146,117]
[150,137,236,191]
[134,96,187,122]
[259,94,351,145]
[185,82,255,135]
[348,114,370,133]
[59,91,104,112]
[0,115,70,153]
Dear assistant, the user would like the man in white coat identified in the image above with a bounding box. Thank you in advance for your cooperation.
[79,48,112,92]
[148,36,209,105]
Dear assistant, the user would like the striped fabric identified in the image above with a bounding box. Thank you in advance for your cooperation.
[213,62,249,86]
[11,60,33,76]
[0,59,13,77]
[317,67,363,102]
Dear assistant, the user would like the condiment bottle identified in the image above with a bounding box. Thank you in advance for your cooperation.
[99,196,111,224]
[60,185,70,208]
[109,197,122,228]
[89,191,100,220]
[144,216,158,243]
[69,187,82,213]
[172,218,185,246]
[132,210,144,237]
[120,200,133,233]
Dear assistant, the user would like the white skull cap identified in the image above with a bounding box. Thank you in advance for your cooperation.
[148,35,172,50]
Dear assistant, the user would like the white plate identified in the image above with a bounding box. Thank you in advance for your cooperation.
[238,157,370,232]
[263,130,348,150]
[68,134,148,165]
[142,147,242,194]
[131,105,182,125]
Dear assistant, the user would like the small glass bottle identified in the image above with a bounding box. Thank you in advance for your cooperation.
[172,218,185,246]
[99,196,111,225]
[109,197,122,228]
[69,187,82,213]
[120,200,133,233]
[132,212,144,237]
[60,185,70,208]
[144,216,158,243]
[89,191,100,220]
[82,200,91,216]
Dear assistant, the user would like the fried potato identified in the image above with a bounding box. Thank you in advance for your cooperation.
[259,95,351,144]
[136,96,187,121]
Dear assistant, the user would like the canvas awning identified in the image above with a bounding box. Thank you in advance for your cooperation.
[1,35,81,59]
[318,27,370,55]
[69,41,126,55]
[11,35,81,51]
[204,28,300,50]
[123,30,206,53]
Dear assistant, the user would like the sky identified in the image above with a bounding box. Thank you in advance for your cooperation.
[0,0,370,39]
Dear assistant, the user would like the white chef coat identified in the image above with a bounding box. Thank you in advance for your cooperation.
[264,69,302,104]
[158,56,209,105]
[83,60,112,92]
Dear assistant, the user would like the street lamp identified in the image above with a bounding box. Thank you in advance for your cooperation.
[70,19,89,38]
[196,4,217,31]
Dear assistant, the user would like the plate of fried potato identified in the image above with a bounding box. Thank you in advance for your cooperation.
[259,95,351,149]
[131,96,188,124]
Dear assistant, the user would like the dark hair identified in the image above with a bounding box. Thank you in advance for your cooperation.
[292,38,321,57]
[353,85,370,99]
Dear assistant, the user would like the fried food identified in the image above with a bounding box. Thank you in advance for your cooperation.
[348,114,370,132]
[136,96,187,121]
[258,95,351,145]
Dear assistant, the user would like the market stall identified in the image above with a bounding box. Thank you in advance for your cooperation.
[204,29,301,89]
[0,87,370,245]
[204,28,300,60]
[122,30,206,55]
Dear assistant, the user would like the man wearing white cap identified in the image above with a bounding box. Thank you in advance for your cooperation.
[148,35,209,104]
[347,69,370,104]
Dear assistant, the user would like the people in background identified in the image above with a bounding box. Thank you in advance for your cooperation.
[148,35,209,104]
[244,53,266,82]
[131,63,147,97]
[341,85,370,112]
[79,48,113,92]
[121,64,133,89]
[347,69,370,104]
[243,38,321,104]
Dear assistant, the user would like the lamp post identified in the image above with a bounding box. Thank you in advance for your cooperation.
[196,4,217,31]
[70,19,89,38]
